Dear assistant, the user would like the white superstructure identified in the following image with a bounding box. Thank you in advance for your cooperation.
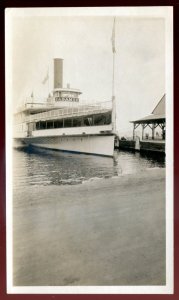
[14,58,115,157]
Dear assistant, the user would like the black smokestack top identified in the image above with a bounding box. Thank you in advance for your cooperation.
[54,58,63,88]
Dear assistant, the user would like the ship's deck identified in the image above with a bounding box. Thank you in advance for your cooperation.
[25,103,112,123]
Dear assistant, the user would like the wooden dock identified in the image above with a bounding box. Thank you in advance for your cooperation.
[140,140,165,153]
[118,139,165,154]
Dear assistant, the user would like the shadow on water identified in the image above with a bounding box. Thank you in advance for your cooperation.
[139,150,165,166]
[13,146,165,187]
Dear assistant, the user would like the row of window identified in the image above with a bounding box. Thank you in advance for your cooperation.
[35,113,111,130]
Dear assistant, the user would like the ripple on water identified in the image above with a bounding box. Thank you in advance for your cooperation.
[13,148,165,188]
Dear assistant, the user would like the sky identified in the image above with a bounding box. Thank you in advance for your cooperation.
[9,8,166,135]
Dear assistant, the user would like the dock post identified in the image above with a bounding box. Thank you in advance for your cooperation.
[133,123,135,140]
[142,124,144,140]
[152,123,155,140]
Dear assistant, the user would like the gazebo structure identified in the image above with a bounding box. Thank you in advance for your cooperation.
[131,94,165,141]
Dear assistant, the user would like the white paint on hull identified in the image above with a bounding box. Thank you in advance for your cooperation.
[20,135,114,157]
[32,125,112,138]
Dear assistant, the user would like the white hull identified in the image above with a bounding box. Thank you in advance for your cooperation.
[15,134,115,157]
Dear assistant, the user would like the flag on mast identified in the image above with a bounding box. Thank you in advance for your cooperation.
[42,69,49,84]
[111,17,116,53]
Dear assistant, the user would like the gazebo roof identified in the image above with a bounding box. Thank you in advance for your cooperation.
[131,114,165,124]
[131,94,165,124]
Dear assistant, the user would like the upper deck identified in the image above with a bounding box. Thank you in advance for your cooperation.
[15,100,112,124]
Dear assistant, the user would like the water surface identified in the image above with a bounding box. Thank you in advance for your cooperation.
[13,147,165,188]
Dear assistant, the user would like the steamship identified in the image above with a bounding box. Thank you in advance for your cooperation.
[13,58,115,157]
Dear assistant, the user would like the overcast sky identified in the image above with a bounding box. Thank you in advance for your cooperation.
[8,8,166,135]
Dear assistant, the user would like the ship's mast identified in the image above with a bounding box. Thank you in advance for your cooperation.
[111,17,116,133]
[47,67,49,96]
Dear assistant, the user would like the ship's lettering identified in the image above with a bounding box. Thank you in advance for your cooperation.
[55,97,79,102]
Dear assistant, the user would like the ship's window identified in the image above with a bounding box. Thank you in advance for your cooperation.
[84,116,93,126]
[105,113,112,124]
[47,121,54,129]
[54,120,63,128]
[73,118,82,127]
[93,113,111,125]
[36,122,40,130]
[38,121,46,130]
[64,118,72,128]
[93,114,105,125]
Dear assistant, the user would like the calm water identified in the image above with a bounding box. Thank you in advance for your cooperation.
[13,147,165,188]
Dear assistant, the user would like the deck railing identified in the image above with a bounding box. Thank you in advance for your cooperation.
[25,101,112,123]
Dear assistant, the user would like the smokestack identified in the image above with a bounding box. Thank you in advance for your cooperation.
[54,58,63,88]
